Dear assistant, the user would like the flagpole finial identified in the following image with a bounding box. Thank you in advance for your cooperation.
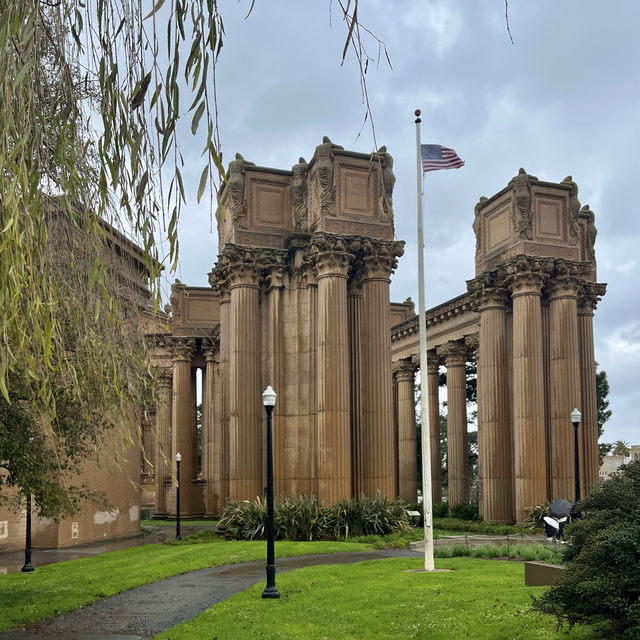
[415,109,421,123]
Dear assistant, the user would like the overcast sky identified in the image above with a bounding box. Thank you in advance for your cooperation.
[163,1,639,447]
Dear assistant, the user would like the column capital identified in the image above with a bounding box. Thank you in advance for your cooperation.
[171,337,196,362]
[577,282,607,314]
[262,250,289,293]
[308,232,357,279]
[217,244,264,289]
[467,268,510,311]
[545,258,586,301]
[157,367,173,390]
[505,255,554,297]
[437,340,467,367]
[359,238,405,282]
[202,327,220,362]
[465,333,479,353]
[393,357,417,382]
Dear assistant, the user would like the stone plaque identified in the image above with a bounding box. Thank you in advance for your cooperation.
[486,202,511,252]
[339,168,373,216]
[249,179,291,230]
[537,198,564,239]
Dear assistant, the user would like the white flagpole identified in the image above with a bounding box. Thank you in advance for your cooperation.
[415,109,434,571]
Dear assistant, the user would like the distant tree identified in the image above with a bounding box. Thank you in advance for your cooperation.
[596,367,613,463]
[612,440,631,457]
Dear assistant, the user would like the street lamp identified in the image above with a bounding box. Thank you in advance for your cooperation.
[261,384,280,599]
[175,452,182,541]
[21,493,34,573]
[571,408,582,503]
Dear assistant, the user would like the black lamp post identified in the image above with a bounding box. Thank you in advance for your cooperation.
[261,384,280,599]
[175,452,182,541]
[571,408,582,503]
[21,493,34,573]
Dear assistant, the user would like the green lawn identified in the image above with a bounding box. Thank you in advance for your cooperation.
[0,539,366,631]
[154,557,598,640]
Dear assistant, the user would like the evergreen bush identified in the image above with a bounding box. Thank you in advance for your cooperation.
[533,462,640,638]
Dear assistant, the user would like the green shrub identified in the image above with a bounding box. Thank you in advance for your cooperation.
[432,501,449,518]
[524,501,549,530]
[449,502,480,521]
[219,498,267,540]
[275,495,325,541]
[533,462,640,637]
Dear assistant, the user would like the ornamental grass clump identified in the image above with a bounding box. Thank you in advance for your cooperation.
[219,494,410,541]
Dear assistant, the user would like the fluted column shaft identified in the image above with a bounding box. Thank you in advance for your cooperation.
[427,355,442,503]
[172,339,195,515]
[510,266,547,522]
[578,284,605,494]
[313,239,354,503]
[228,279,261,501]
[348,278,363,497]
[548,270,582,501]
[154,369,172,515]
[477,285,513,522]
[360,242,402,498]
[203,343,220,515]
[218,289,231,503]
[395,358,417,503]
[440,341,469,506]
[264,259,286,498]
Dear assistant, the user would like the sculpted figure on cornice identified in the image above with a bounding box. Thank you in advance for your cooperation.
[372,145,395,217]
[291,157,309,231]
[473,196,487,256]
[228,153,255,228]
[168,279,183,322]
[360,237,405,280]
[561,175,581,245]
[581,204,597,262]
[315,136,343,216]
[508,168,537,240]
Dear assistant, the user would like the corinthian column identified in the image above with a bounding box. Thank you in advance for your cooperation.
[547,260,582,501]
[171,337,196,515]
[394,358,417,503]
[439,340,469,506]
[469,272,513,522]
[263,253,287,498]
[202,333,221,516]
[154,368,172,516]
[223,245,263,501]
[311,233,355,503]
[360,238,404,498]
[426,353,442,503]
[348,272,364,497]
[507,256,550,522]
[578,283,607,494]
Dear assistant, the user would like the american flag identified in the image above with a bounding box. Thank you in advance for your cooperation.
[421,144,464,172]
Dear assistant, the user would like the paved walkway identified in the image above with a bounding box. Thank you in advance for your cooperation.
[0,549,419,640]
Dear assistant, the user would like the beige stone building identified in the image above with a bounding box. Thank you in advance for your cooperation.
[146,145,606,525]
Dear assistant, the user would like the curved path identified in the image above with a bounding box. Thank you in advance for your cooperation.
[2,549,419,640]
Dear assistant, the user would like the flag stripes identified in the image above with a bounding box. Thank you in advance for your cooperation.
[421,144,464,172]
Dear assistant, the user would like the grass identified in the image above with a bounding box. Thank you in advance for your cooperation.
[141,519,218,527]
[0,538,367,631]
[153,557,597,640]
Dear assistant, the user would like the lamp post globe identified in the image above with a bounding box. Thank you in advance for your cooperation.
[571,409,582,504]
[261,385,280,599]
[175,452,182,541]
